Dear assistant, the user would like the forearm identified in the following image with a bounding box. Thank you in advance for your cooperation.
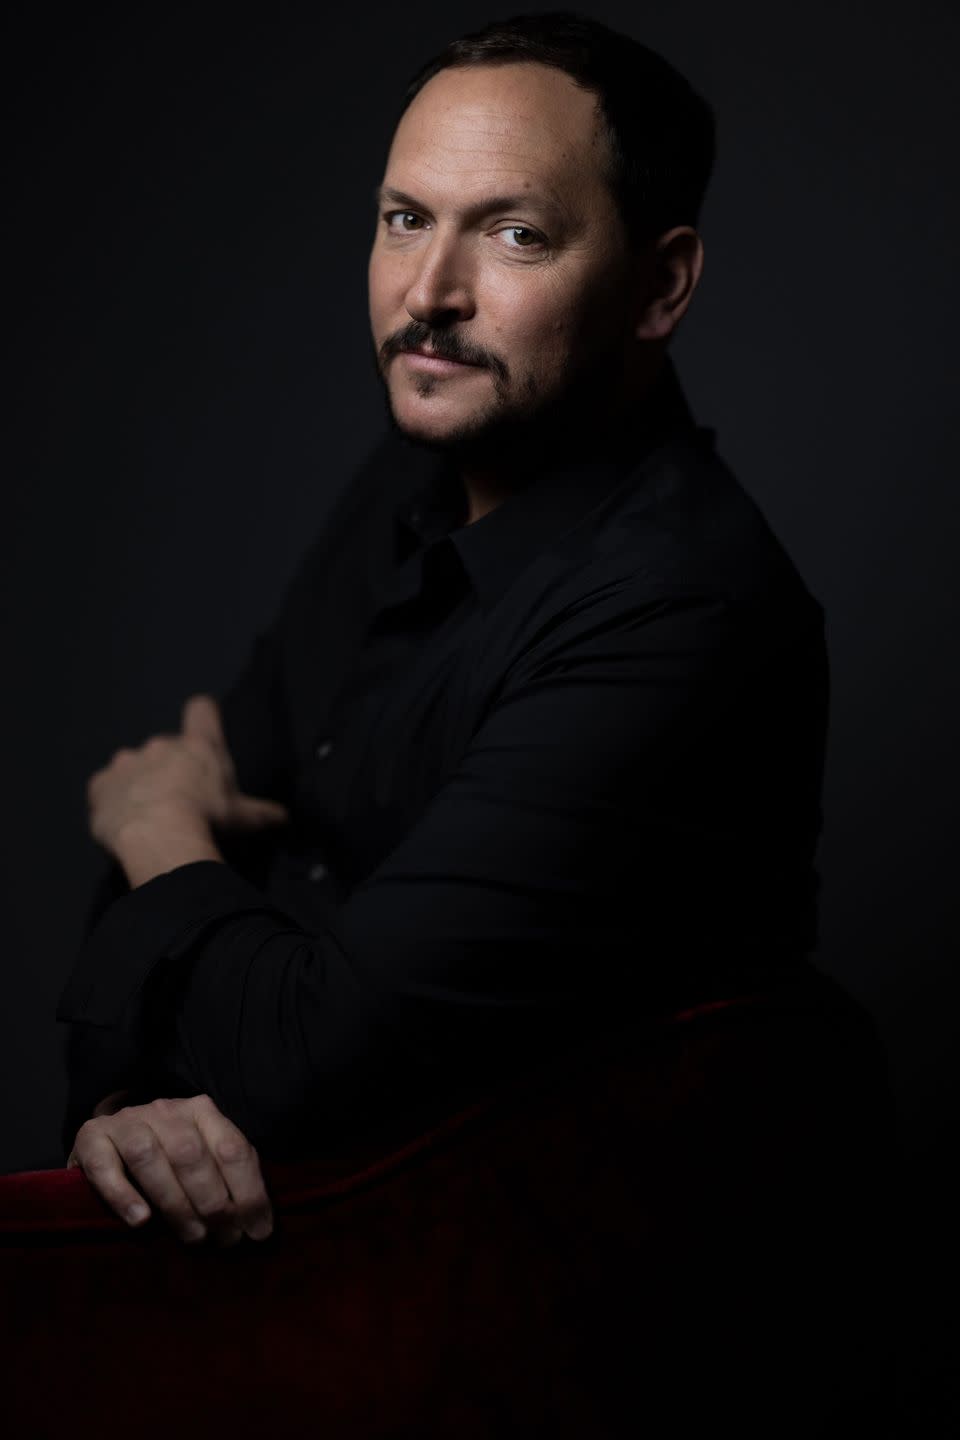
[56,853,625,1161]
[58,862,440,1156]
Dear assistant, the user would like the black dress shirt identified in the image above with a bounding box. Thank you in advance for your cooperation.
[56,358,829,1161]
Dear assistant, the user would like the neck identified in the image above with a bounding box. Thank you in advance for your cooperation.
[459,352,672,525]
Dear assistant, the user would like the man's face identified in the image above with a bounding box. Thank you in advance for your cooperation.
[368,61,637,457]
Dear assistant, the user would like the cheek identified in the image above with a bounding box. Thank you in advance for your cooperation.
[487,278,575,366]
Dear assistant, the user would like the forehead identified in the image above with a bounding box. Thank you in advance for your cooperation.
[387,61,610,200]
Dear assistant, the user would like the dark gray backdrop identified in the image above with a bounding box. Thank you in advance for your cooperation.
[4,2,957,1426]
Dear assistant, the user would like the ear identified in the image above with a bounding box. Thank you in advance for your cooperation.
[633,227,705,343]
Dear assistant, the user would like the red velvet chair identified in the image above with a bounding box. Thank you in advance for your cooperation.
[1,966,900,1438]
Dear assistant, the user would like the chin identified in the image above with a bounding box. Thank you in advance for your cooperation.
[388,393,499,451]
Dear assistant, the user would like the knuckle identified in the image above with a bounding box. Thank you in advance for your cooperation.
[146,1098,192,1125]
[195,1194,233,1223]
[81,1147,117,1177]
[215,1132,252,1166]
[166,1134,206,1168]
[122,1129,160,1167]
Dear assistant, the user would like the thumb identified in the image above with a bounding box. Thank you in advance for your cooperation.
[182,694,227,751]
[226,793,291,833]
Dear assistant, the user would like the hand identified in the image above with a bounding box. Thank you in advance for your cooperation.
[87,692,289,859]
[66,1094,275,1247]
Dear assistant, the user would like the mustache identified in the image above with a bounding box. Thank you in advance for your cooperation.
[382,325,507,380]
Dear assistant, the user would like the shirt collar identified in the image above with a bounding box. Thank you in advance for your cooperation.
[392,355,703,612]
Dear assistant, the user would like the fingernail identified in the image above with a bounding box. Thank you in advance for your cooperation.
[248,1217,274,1241]
[126,1203,149,1224]
[185,1221,207,1242]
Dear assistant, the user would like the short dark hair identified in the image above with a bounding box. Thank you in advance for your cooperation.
[396,10,716,251]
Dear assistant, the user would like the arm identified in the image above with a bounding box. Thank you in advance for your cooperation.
[59,632,293,1155]
[59,435,401,1156]
[57,580,824,1159]
[60,689,290,1156]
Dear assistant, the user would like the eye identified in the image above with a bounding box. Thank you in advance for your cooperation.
[381,210,546,253]
[497,225,546,252]
[383,210,424,233]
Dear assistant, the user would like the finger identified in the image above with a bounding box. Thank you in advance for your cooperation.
[181,694,227,753]
[182,694,239,794]
[70,1120,191,1236]
[191,1096,274,1240]
[132,1101,251,1241]
[102,1114,212,1243]
[227,793,291,832]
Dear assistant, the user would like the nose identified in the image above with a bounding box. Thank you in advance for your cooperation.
[403,228,475,327]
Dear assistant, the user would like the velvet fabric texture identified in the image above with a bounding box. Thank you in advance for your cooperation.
[3,968,899,1438]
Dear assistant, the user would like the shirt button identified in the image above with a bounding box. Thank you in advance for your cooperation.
[315,738,333,761]
[307,861,328,883]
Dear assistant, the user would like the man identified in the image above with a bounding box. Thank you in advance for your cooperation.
[57,14,831,1251]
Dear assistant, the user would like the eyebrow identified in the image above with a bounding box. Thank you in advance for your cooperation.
[374,184,565,225]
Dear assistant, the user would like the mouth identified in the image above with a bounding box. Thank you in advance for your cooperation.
[399,349,483,375]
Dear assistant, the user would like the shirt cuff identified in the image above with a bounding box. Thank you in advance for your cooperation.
[55,859,295,1027]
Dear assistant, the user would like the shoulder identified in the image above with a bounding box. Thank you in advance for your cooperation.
[611,428,818,606]
[504,429,826,683]
[554,428,822,630]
